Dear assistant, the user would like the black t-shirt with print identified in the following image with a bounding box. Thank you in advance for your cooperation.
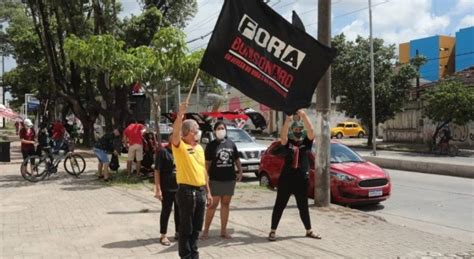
[155,146,178,192]
[272,137,313,176]
[205,139,239,182]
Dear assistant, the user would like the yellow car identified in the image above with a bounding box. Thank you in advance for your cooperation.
[331,122,366,139]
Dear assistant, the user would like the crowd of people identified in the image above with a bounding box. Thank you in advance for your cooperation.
[17,105,322,259]
[18,118,68,160]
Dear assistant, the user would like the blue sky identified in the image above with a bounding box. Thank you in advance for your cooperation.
[2,0,474,73]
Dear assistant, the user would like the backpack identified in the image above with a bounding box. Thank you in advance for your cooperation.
[109,154,120,171]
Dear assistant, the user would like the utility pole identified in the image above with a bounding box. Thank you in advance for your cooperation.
[315,0,331,207]
[415,49,420,99]
[369,0,377,156]
[1,54,5,128]
[165,81,169,112]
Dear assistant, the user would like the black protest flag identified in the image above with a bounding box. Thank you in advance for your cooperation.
[292,11,306,32]
[199,0,336,115]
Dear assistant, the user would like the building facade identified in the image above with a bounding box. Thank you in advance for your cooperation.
[399,35,455,82]
[455,26,474,72]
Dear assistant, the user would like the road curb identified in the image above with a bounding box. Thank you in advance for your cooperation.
[362,156,474,179]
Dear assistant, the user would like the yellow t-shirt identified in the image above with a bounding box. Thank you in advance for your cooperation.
[172,139,206,187]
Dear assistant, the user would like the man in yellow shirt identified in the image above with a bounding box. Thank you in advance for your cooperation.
[172,101,212,259]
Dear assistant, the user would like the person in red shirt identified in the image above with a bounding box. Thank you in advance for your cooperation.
[19,119,36,159]
[123,120,146,176]
[52,119,66,152]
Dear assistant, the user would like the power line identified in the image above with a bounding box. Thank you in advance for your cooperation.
[399,51,474,65]
[186,31,213,44]
[305,0,390,27]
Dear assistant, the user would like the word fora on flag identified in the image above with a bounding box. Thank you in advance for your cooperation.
[199,0,336,115]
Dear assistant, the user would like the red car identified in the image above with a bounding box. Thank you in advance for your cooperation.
[258,141,391,205]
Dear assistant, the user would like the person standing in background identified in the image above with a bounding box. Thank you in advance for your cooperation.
[202,121,243,240]
[123,120,145,177]
[154,134,179,246]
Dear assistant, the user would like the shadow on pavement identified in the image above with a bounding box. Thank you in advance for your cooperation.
[156,230,310,255]
[59,171,108,191]
[230,204,297,211]
[241,176,258,182]
[107,209,160,215]
[351,203,385,212]
[102,238,162,249]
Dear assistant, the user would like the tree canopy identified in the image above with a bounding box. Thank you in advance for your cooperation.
[0,0,218,146]
[422,78,474,144]
[331,34,417,146]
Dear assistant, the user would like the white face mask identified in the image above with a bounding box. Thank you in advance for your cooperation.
[215,129,226,140]
[194,130,202,142]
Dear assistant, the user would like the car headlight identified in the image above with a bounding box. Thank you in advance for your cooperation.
[330,171,356,182]
[382,169,391,179]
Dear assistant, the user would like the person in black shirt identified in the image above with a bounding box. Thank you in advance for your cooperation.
[93,128,122,182]
[154,135,179,246]
[268,110,321,241]
[202,121,243,239]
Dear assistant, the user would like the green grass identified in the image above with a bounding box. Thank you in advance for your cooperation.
[236,183,270,191]
[108,169,154,190]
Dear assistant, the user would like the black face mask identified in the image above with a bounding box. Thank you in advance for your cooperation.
[293,132,303,139]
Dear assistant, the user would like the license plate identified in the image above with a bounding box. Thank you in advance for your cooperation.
[368,189,383,197]
[247,165,259,170]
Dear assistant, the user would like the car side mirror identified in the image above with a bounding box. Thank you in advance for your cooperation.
[201,137,209,144]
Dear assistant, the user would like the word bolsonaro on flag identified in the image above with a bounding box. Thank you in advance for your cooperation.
[199,0,336,115]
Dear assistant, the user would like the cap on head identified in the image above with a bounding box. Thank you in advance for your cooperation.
[290,121,304,130]
[24,119,33,128]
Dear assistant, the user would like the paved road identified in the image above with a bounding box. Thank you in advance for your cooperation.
[357,169,474,242]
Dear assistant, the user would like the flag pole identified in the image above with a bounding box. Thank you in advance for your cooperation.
[186,69,201,103]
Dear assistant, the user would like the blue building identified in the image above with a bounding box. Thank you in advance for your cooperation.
[455,26,474,72]
[400,35,455,82]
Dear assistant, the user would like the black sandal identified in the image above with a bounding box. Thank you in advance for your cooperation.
[268,231,277,241]
[306,231,322,239]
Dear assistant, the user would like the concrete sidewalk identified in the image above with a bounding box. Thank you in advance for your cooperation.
[0,163,472,258]
[357,149,474,178]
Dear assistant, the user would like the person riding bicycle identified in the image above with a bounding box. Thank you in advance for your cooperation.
[439,126,451,146]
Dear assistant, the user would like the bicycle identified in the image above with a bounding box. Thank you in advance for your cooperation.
[21,138,86,182]
[433,140,459,157]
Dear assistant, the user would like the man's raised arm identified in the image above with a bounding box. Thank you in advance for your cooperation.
[171,102,188,147]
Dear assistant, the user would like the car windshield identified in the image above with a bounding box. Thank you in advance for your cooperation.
[330,143,364,163]
[336,123,345,127]
[227,129,254,143]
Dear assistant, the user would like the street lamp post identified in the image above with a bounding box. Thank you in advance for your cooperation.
[1,54,5,128]
[369,0,377,156]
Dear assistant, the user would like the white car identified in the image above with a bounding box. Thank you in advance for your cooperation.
[201,126,267,176]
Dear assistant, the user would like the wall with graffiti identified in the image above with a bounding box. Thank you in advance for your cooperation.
[384,104,474,148]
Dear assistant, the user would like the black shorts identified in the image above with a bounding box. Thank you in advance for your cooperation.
[21,149,36,159]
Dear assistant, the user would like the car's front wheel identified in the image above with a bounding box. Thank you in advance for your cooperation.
[357,131,364,138]
[336,132,343,139]
[259,172,272,189]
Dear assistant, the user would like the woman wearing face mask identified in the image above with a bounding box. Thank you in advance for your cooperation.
[268,109,322,241]
[202,121,243,239]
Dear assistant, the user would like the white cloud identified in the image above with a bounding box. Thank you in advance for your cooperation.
[450,0,474,15]
[456,14,474,30]
[338,0,451,45]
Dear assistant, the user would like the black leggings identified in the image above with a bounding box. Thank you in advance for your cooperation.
[271,171,311,230]
[160,191,179,235]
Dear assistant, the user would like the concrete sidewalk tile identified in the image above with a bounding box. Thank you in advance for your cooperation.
[1,162,472,258]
